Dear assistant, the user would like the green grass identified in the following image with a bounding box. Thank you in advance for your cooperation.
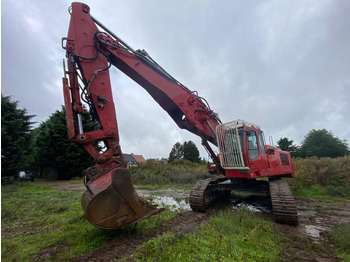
[130,160,211,185]
[292,185,330,198]
[134,208,280,262]
[290,156,350,198]
[1,182,176,261]
[330,223,350,261]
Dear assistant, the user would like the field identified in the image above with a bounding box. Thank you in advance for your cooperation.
[2,157,350,261]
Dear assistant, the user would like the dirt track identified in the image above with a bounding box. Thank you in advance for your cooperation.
[275,199,350,262]
[45,181,350,261]
[74,211,210,262]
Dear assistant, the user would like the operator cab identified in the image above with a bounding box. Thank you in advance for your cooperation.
[216,120,268,178]
[215,119,294,179]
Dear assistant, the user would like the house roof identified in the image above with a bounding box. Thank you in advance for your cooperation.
[132,154,146,164]
[123,154,137,164]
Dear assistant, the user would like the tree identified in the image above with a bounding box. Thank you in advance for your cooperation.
[183,141,200,163]
[32,106,94,179]
[300,129,350,158]
[1,95,35,176]
[276,137,300,157]
[168,142,184,163]
[168,140,200,163]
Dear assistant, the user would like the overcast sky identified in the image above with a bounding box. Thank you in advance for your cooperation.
[2,0,350,159]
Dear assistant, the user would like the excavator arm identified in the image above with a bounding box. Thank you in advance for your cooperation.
[62,2,223,229]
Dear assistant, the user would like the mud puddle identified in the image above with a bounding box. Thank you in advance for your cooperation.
[297,199,350,243]
[143,190,272,213]
[138,189,191,211]
[304,224,329,243]
[151,196,191,211]
[230,195,273,213]
[231,194,350,246]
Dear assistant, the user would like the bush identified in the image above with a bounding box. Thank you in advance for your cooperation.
[130,161,210,185]
[290,156,350,197]
[330,223,350,261]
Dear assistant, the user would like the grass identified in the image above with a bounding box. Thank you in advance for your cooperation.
[292,184,330,198]
[290,156,350,198]
[1,182,176,261]
[130,160,211,185]
[3,156,349,261]
[134,208,280,262]
[329,223,350,261]
[2,181,281,261]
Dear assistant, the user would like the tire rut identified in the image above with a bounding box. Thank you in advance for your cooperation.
[74,211,210,262]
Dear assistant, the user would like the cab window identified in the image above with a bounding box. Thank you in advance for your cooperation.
[247,130,259,160]
[258,131,266,154]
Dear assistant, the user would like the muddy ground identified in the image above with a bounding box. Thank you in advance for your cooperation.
[46,181,350,261]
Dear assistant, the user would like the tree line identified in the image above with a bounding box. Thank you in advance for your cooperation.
[1,94,350,179]
[277,130,350,158]
[1,95,93,179]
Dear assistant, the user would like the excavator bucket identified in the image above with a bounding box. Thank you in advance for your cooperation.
[81,168,164,229]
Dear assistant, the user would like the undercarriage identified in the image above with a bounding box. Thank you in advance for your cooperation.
[189,176,298,226]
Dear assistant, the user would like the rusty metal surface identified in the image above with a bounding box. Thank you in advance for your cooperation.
[81,168,164,229]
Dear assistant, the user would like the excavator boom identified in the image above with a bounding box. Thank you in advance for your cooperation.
[63,2,221,229]
[62,3,169,229]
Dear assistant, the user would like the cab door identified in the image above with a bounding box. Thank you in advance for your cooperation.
[246,129,269,176]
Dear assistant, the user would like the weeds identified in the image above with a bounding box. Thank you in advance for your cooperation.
[130,160,211,185]
[135,208,280,261]
[329,223,350,261]
[1,182,176,261]
[290,156,350,198]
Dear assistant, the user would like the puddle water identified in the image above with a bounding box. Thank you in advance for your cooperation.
[231,196,273,213]
[146,193,273,213]
[141,189,276,214]
[304,224,328,243]
[150,196,191,211]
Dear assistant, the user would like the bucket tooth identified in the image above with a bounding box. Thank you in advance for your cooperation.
[81,168,164,229]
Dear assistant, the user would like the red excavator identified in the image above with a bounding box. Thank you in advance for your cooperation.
[62,2,298,229]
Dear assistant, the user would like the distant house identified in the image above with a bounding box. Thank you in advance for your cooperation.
[123,154,138,166]
[123,153,146,166]
[132,154,146,165]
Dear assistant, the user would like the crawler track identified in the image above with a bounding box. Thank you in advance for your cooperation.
[190,177,298,226]
[189,177,229,212]
[269,178,298,226]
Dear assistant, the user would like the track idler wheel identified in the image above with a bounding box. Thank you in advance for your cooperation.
[81,168,164,229]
